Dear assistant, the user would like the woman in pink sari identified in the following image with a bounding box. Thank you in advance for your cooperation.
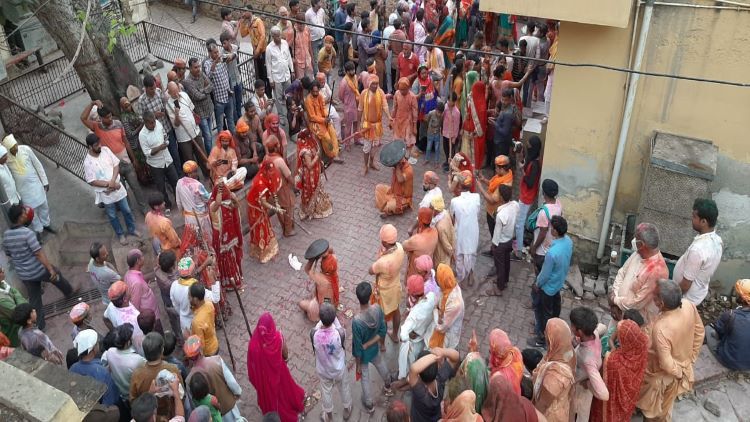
[247,312,305,421]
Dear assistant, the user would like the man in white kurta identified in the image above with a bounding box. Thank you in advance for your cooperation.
[398,284,436,379]
[0,145,21,207]
[450,171,481,285]
[1,135,50,234]
[175,161,212,243]
[316,72,342,139]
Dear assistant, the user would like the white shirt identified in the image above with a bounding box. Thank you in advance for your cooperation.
[419,186,443,209]
[383,25,395,49]
[450,191,481,255]
[138,120,172,169]
[266,40,294,83]
[103,302,144,338]
[674,231,723,305]
[165,92,200,142]
[170,280,220,332]
[83,146,128,205]
[305,7,326,41]
[5,146,48,208]
[388,11,399,25]
[520,35,539,59]
[493,201,520,245]
[0,164,20,205]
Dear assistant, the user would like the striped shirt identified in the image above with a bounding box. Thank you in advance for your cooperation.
[203,59,232,104]
[2,226,45,280]
[137,89,173,133]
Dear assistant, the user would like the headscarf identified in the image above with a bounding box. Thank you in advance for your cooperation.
[321,254,340,307]
[460,170,473,187]
[415,255,433,272]
[533,318,576,403]
[107,280,127,300]
[379,224,398,244]
[397,77,410,91]
[178,257,195,277]
[429,263,458,348]
[236,120,249,134]
[247,312,305,418]
[736,279,750,303]
[69,302,90,323]
[431,195,445,212]
[407,274,425,296]
[590,319,649,422]
[264,113,281,132]
[459,352,489,412]
[2,135,26,175]
[183,335,202,358]
[417,207,432,226]
[494,155,510,166]
[488,329,524,395]
[482,373,539,422]
[217,130,236,150]
[465,70,479,92]
[442,390,481,422]
[0,145,7,160]
[183,160,198,175]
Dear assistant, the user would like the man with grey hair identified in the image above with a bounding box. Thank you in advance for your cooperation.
[637,279,704,420]
[610,222,669,325]
[266,26,294,132]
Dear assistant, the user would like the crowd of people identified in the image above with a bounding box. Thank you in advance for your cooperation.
[0,0,742,421]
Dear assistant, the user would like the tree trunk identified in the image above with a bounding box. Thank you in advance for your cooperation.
[32,0,140,114]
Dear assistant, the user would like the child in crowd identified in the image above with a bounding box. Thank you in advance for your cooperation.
[189,372,223,422]
[163,331,188,380]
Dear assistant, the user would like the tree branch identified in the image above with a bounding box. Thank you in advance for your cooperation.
[51,0,92,84]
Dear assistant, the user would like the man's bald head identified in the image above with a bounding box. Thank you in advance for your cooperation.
[167,81,180,98]
[167,70,178,83]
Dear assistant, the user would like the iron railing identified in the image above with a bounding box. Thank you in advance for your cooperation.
[0,93,89,181]
[0,56,86,109]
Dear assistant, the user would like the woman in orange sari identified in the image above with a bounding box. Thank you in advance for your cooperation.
[246,160,282,263]
[462,72,488,169]
[590,320,649,422]
[295,129,333,220]
[435,8,455,65]
[488,328,524,395]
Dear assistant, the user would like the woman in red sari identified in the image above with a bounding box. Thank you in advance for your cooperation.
[246,160,282,264]
[179,224,230,318]
[296,129,333,220]
[462,73,488,169]
[209,181,244,291]
[590,319,649,422]
[247,312,305,422]
[488,328,524,395]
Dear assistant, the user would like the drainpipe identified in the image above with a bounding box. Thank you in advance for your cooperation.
[596,0,655,260]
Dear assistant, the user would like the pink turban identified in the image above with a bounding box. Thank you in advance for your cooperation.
[415,255,433,273]
[407,275,425,296]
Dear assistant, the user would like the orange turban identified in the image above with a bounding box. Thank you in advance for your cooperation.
[379,224,397,244]
[321,254,338,274]
[264,113,280,130]
[218,130,232,142]
[108,280,127,300]
[183,160,198,174]
[407,275,425,296]
[460,170,473,187]
[418,207,432,225]
[397,77,410,90]
[494,155,510,166]
[236,120,249,134]
[369,75,380,86]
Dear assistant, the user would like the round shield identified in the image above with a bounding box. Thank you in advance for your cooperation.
[304,239,330,260]
[379,140,407,167]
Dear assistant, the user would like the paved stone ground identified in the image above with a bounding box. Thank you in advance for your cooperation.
[34,3,741,421]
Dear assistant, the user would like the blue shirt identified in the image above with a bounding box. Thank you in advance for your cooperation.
[70,359,120,406]
[536,235,573,296]
[334,8,348,42]
[715,307,750,370]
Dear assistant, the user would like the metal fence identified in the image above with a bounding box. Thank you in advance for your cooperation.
[0,93,90,180]
[0,57,86,109]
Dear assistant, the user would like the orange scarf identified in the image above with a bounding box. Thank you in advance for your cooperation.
[488,171,513,193]
[429,263,457,348]
[345,74,360,103]
[361,88,384,138]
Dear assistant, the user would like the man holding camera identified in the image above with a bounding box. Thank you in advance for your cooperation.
[204,41,236,141]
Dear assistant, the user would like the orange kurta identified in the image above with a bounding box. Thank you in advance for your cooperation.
[304,93,339,158]
[392,91,419,146]
[358,88,389,141]
[486,170,513,215]
[375,162,414,215]
[207,146,238,183]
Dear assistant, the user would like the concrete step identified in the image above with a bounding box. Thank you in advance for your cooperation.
[58,237,102,267]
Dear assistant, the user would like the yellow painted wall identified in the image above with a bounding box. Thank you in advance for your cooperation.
[539,19,631,241]
[480,0,632,28]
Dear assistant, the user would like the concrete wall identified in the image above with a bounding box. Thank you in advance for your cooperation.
[480,0,632,28]
[541,4,750,289]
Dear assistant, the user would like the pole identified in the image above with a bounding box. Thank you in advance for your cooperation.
[596,0,655,259]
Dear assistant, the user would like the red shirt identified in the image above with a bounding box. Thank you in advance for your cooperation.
[519,159,541,205]
[397,52,420,83]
